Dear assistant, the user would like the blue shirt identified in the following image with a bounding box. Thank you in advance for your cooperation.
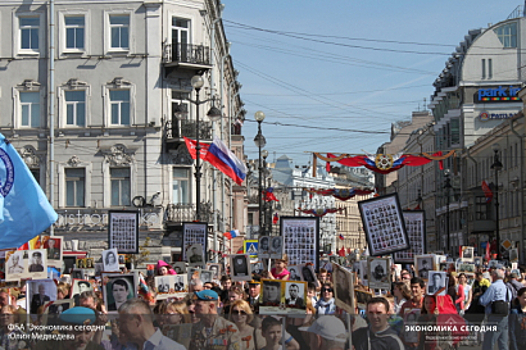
[143,329,186,350]
[479,279,511,314]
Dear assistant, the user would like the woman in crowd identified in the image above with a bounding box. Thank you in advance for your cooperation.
[417,295,456,350]
[510,287,526,350]
[458,273,472,314]
[161,301,192,349]
[269,254,290,281]
[56,282,70,300]
[156,260,176,276]
[315,282,336,315]
[447,272,464,313]
[229,299,263,350]
[393,281,412,315]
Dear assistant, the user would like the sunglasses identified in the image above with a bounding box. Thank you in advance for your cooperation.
[232,310,247,315]
[322,288,333,293]
[188,310,195,314]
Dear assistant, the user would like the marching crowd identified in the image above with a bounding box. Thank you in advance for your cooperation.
[0,254,525,350]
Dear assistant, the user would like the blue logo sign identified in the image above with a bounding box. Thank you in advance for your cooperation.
[478,111,517,121]
[0,148,15,197]
[477,86,521,102]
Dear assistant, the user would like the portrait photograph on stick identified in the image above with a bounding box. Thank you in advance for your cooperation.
[70,279,93,305]
[415,254,436,280]
[206,263,221,280]
[108,210,139,254]
[260,279,284,314]
[102,273,137,313]
[394,211,425,263]
[173,262,187,274]
[461,246,474,262]
[358,193,410,256]
[280,216,320,269]
[182,222,207,261]
[231,254,252,281]
[45,299,74,315]
[426,271,448,296]
[102,248,120,272]
[367,257,391,290]
[186,243,205,267]
[259,236,270,259]
[284,281,307,314]
[269,236,283,260]
[332,263,354,314]
[42,236,63,266]
[27,279,57,315]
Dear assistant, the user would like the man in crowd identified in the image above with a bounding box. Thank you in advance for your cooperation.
[479,266,512,350]
[189,290,241,350]
[300,317,347,350]
[400,277,425,349]
[247,280,261,307]
[353,297,404,350]
[118,298,186,350]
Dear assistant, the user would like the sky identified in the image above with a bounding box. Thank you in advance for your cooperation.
[223,0,523,166]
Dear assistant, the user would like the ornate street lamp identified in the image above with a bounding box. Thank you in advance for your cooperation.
[173,75,221,221]
[444,169,452,255]
[254,111,266,236]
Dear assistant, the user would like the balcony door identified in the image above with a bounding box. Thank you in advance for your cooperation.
[172,17,190,62]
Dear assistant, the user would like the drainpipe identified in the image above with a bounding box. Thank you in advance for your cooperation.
[510,118,524,264]
[49,0,55,236]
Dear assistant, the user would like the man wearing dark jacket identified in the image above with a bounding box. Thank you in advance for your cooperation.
[353,297,404,350]
[507,272,523,301]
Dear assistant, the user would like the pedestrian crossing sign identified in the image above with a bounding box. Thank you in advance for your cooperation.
[244,240,258,258]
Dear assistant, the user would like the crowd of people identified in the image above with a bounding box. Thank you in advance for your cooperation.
[0,254,526,350]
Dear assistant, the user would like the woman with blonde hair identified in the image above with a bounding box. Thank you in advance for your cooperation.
[56,282,70,300]
[161,300,192,349]
[229,299,264,350]
[393,281,412,314]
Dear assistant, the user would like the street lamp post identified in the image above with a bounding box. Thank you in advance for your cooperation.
[491,144,503,259]
[254,111,266,236]
[444,170,452,255]
[173,75,221,221]
[262,151,273,236]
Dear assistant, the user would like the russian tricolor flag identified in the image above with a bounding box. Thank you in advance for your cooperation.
[224,230,239,240]
[205,137,247,185]
[339,234,344,240]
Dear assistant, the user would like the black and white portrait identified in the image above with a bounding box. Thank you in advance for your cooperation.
[156,277,170,293]
[5,251,25,281]
[27,279,57,314]
[332,263,354,314]
[488,260,499,269]
[71,269,83,280]
[47,299,73,315]
[285,282,306,310]
[174,275,186,292]
[368,257,390,290]
[28,249,46,274]
[415,255,434,280]
[102,248,120,272]
[70,279,93,302]
[200,270,212,283]
[259,236,270,258]
[207,264,221,280]
[186,244,204,267]
[103,273,137,312]
[289,266,301,281]
[473,257,482,266]
[270,237,283,259]
[231,254,251,281]
[461,246,474,261]
[299,264,317,284]
[173,262,187,274]
[426,271,447,295]
[459,263,475,273]
[261,280,282,306]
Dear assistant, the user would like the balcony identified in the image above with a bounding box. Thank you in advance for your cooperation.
[163,43,212,72]
[164,202,214,225]
[165,118,212,143]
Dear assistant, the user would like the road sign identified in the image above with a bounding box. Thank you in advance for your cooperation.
[244,240,258,258]
[501,239,513,250]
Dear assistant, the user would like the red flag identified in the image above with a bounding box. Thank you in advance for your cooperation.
[485,241,490,261]
[184,137,209,160]
[339,234,344,240]
[481,181,493,203]
[236,247,244,254]
[433,151,444,170]
[459,246,462,259]
[263,188,279,202]
[272,213,279,224]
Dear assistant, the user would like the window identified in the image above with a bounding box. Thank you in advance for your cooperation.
[488,59,493,79]
[65,16,84,50]
[172,17,190,61]
[172,168,190,204]
[494,22,517,48]
[111,168,130,206]
[20,92,40,127]
[110,90,130,125]
[30,169,40,186]
[481,59,486,79]
[110,15,129,49]
[20,16,39,50]
[475,196,489,220]
[66,168,85,207]
[65,90,86,126]
[450,118,460,145]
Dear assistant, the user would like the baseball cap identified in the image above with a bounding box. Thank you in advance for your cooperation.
[298,316,347,342]
[59,307,96,325]
[194,290,218,301]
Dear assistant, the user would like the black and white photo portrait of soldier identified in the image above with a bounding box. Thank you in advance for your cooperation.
[417,257,432,279]
[103,248,120,272]
[370,259,387,282]
[157,277,170,293]
[7,252,24,274]
[28,251,44,272]
[262,280,281,306]
[30,283,51,314]
[174,275,185,292]
[186,244,204,266]
[106,276,134,312]
[46,238,60,260]
[285,283,305,308]
[462,247,474,260]
[173,262,186,274]
[301,265,316,283]
[200,270,212,283]
[232,255,248,277]
[289,267,301,281]
[427,271,447,295]
[334,266,352,306]
[209,264,220,279]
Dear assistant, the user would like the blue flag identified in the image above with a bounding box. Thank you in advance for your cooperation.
[0,133,57,249]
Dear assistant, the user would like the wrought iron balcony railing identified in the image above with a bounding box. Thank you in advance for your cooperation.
[166,118,212,141]
[163,43,211,66]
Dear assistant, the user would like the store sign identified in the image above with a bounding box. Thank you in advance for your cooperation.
[478,111,518,121]
[54,208,162,231]
[476,85,521,103]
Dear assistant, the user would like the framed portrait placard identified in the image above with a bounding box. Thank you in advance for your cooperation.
[367,257,391,290]
[358,193,409,256]
[280,216,320,270]
[355,290,373,310]
[415,254,436,280]
[27,279,57,314]
[332,264,354,314]
[461,246,474,262]
[155,275,188,299]
[393,211,426,264]
[41,236,63,268]
[182,222,208,261]
[102,272,138,313]
[259,236,270,259]
[230,254,252,282]
[426,271,448,296]
[259,279,307,315]
[6,249,47,282]
[108,210,139,254]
